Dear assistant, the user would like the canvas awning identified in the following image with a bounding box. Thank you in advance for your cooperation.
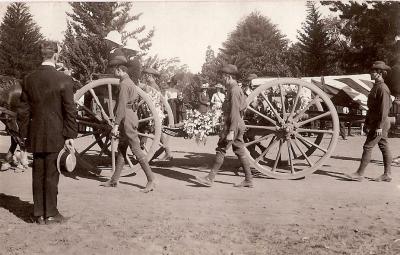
[252,74,375,110]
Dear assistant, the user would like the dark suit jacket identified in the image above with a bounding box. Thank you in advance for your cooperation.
[18,65,78,153]
[198,92,209,114]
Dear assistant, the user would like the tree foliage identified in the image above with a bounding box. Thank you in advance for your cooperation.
[201,45,220,85]
[322,1,400,73]
[297,2,334,76]
[0,2,43,79]
[218,11,291,80]
[61,2,154,83]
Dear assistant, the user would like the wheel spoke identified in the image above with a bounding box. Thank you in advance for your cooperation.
[293,95,320,122]
[272,139,283,172]
[137,99,145,107]
[138,116,154,123]
[255,137,279,163]
[77,131,102,138]
[295,133,327,153]
[297,128,334,134]
[245,124,277,131]
[107,84,115,120]
[297,111,331,127]
[293,137,313,167]
[245,133,274,147]
[288,85,302,120]
[89,88,112,125]
[76,101,102,122]
[99,136,111,156]
[247,105,277,125]
[287,138,294,173]
[79,133,106,155]
[279,84,286,118]
[138,132,155,139]
[260,91,284,124]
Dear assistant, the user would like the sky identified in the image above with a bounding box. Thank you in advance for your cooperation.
[0,0,333,73]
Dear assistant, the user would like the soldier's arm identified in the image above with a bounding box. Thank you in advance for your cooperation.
[376,87,391,129]
[61,77,78,139]
[229,89,241,131]
[115,82,128,125]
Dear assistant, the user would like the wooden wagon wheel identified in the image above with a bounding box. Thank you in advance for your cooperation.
[244,78,339,180]
[73,78,162,164]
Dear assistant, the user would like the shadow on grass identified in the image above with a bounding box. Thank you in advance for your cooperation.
[0,193,34,223]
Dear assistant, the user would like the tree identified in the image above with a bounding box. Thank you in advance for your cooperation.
[322,1,400,73]
[142,54,189,85]
[297,2,334,76]
[218,11,290,80]
[62,2,154,83]
[201,45,220,85]
[0,2,43,78]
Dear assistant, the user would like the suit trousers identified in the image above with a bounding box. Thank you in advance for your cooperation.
[32,152,59,217]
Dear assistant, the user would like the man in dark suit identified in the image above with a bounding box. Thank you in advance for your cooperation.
[18,41,77,224]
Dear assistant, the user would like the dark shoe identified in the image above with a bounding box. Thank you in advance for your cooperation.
[373,174,392,182]
[100,180,118,187]
[195,175,213,187]
[33,216,45,225]
[45,214,68,224]
[234,180,254,188]
[140,182,155,193]
[344,172,364,181]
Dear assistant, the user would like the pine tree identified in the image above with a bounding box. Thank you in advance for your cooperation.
[218,11,290,80]
[297,2,334,76]
[0,2,43,78]
[201,45,220,85]
[62,2,154,83]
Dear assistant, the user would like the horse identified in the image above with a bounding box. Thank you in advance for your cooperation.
[0,75,28,170]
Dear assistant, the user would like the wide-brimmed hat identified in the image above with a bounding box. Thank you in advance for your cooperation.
[57,147,76,174]
[215,83,224,89]
[109,48,127,66]
[143,67,160,76]
[221,64,238,75]
[104,30,122,46]
[124,38,141,53]
[246,73,258,81]
[371,61,391,71]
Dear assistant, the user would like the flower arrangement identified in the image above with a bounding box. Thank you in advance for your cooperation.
[183,109,222,145]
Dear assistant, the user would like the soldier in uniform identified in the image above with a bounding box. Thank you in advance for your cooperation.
[195,64,253,188]
[101,65,155,193]
[345,61,393,182]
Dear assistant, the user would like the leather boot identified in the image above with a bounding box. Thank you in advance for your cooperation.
[234,155,253,188]
[138,159,155,193]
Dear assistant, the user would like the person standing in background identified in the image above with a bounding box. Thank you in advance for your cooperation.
[198,83,210,114]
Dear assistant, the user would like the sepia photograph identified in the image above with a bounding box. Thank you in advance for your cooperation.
[0,0,400,254]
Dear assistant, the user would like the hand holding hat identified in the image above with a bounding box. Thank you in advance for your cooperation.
[57,139,76,174]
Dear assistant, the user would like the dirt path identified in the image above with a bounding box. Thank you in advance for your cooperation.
[1,133,400,255]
